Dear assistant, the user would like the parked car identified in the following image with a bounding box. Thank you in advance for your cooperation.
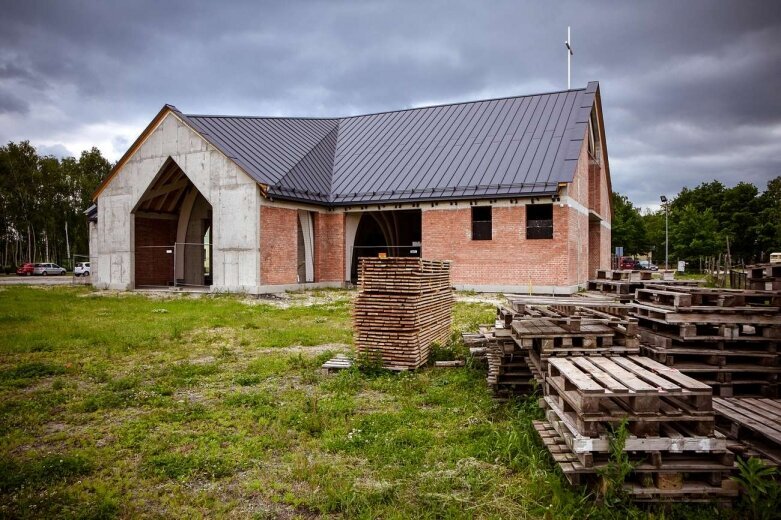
[33,263,67,276]
[638,260,659,271]
[619,257,640,270]
[16,263,35,276]
[74,262,91,277]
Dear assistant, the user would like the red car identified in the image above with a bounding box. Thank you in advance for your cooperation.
[619,257,640,270]
[16,263,35,276]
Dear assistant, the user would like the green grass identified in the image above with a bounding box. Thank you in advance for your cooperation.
[0,286,739,518]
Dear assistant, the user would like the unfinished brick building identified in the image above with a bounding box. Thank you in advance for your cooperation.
[89,81,611,294]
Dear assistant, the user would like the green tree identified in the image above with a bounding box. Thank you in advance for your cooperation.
[754,176,781,258]
[610,192,647,255]
[0,142,111,270]
[671,204,722,260]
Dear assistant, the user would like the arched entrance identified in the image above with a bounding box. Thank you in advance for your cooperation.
[132,158,213,288]
[349,209,421,281]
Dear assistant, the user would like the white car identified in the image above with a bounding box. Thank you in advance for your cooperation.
[74,262,91,277]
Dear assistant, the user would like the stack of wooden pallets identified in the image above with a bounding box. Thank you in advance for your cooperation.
[476,298,642,398]
[508,296,640,385]
[535,354,738,503]
[486,319,537,399]
[634,285,781,397]
[353,257,453,370]
[587,270,701,302]
[747,263,781,291]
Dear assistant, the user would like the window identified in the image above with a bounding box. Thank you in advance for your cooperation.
[526,204,553,239]
[471,206,492,240]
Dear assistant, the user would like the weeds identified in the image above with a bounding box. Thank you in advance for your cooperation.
[732,457,781,520]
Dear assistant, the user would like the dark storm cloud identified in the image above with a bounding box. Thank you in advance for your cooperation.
[0,0,779,208]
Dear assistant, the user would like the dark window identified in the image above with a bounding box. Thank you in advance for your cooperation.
[471,206,492,240]
[526,204,553,239]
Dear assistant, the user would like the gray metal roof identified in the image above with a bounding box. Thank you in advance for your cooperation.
[174,82,599,206]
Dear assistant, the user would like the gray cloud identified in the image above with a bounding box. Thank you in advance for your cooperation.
[0,88,29,114]
[0,0,779,209]
[36,143,73,158]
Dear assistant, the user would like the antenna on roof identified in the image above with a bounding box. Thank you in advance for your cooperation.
[564,26,573,89]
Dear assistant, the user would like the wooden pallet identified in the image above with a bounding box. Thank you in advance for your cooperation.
[534,420,737,501]
[543,405,726,457]
[642,284,781,307]
[640,344,780,367]
[638,318,781,341]
[596,269,653,281]
[544,355,713,436]
[632,302,780,325]
[714,397,781,465]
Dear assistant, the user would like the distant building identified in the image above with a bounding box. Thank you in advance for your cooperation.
[89,81,611,293]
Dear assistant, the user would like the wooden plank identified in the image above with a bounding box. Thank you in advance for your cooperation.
[627,355,712,392]
[547,358,605,393]
[570,357,629,393]
[588,357,657,394]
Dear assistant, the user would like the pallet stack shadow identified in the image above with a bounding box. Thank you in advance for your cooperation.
[534,354,737,502]
[634,285,781,397]
[353,257,453,370]
[587,269,700,302]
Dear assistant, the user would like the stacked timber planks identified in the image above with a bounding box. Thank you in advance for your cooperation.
[747,263,781,291]
[536,354,738,502]
[354,257,453,370]
[714,397,781,466]
[634,285,781,397]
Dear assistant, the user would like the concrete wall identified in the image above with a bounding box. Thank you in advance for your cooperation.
[93,112,261,291]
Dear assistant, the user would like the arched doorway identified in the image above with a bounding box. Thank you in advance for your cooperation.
[132,158,213,288]
[349,209,421,281]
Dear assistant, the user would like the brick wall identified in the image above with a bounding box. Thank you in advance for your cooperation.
[134,216,176,287]
[314,212,345,282]
[421,204,571,287]
[260,206,299,285]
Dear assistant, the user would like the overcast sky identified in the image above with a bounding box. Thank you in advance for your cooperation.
[1,0,779,208]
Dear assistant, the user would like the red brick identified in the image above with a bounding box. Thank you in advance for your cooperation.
[260,206,298,285]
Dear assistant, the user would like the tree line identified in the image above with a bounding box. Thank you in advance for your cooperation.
[0,141,111,272]
[612,176,781,268]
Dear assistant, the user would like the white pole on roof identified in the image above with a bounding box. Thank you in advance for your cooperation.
[565,26,573,89]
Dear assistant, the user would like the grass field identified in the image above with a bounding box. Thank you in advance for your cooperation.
[0,286,747,519]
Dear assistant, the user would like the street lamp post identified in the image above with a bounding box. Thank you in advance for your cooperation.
[660,195,669,271]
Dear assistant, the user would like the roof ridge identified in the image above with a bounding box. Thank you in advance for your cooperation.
[337,86,587,121]
[183,85,589,122]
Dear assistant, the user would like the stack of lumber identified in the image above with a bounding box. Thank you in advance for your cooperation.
[535,354,738,503]
[586,270,701,302]
[353,257,453,370]
[634,285,781,397]
[714,397,781,466]
[747,263,781,291]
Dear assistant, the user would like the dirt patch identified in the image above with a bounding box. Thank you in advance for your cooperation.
[254,343,351,355]
[455,292,507,307]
